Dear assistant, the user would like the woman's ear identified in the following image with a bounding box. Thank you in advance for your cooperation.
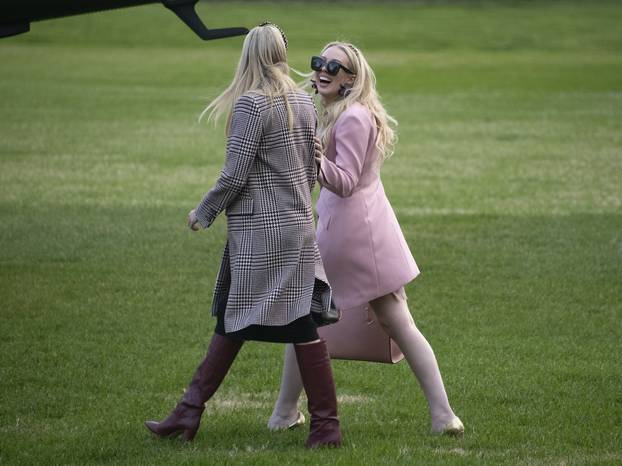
[338,83,353,97]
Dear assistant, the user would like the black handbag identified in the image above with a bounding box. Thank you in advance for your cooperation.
[310,272,342,327]
[312,299,341,327]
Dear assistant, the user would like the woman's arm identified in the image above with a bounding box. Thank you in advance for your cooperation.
[194,95,263,229]
[317,109,371,198]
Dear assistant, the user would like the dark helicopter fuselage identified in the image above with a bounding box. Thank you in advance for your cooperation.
[0,0,248,40]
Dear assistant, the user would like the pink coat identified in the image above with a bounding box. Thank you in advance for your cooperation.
[316,102,420,310]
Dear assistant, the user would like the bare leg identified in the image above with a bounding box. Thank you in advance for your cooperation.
[267,343,305,430]
[370,291,462,433]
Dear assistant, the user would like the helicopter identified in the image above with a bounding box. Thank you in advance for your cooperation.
[0,0,248,41]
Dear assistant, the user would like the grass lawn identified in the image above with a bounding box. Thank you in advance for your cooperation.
[1,1,621,464]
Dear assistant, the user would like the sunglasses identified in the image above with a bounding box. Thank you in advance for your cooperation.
[311,56,354,76]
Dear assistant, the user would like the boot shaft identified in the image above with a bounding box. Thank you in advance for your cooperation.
[183,333,244,407]
[294,341,341,448]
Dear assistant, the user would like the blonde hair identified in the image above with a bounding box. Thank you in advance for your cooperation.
[200,24,297,131]
[316,42,397,164]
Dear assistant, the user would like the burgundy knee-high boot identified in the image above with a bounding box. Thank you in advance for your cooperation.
[295,341,342,448]
[145,333,243,441]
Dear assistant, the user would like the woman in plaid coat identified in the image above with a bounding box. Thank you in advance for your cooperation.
[144,24,341,449]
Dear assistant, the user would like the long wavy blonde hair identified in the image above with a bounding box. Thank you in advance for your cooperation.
[200,24,298,131]
[316,42,397,163]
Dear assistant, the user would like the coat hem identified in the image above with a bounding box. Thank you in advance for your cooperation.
[333,270,420,310]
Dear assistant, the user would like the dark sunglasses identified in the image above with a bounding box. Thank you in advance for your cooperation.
[311,56,354,76]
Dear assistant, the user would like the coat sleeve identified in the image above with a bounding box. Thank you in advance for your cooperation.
[317,109,371,198]
[195,95,262,228]
[306,106,319,192]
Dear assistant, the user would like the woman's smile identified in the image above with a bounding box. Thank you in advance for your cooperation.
[317,75,333,87]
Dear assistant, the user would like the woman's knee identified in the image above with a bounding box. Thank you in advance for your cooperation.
[377,317,395,337]
[370,305,397,336]
[371,295,416,333]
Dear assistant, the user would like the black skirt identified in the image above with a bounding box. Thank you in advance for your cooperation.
[215,310,318,344]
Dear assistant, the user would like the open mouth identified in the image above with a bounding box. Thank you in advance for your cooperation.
[318,76,332,85]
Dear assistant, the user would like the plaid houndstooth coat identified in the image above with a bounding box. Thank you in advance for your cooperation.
[195,91,332,333]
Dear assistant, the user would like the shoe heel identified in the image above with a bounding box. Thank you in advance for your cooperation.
[181,428,198,441]
[442,417,465,437]
[145,421,187,440]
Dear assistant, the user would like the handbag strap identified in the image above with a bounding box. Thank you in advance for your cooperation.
[365,306,376,326]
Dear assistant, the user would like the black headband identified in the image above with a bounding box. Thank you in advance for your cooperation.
[259,21,288,50]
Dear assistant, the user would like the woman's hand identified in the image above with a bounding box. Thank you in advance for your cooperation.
[187,209,200,231]
[313,136,324,167]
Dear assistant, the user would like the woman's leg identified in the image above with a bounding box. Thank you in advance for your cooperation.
[268,344,305,430]
[145,333,244,440]
[294,339,342,448]
[370,291,462,433]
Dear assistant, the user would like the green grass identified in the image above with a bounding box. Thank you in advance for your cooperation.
[1,1,621,464]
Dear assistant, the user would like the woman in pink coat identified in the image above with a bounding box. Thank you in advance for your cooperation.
[267,41,464,436]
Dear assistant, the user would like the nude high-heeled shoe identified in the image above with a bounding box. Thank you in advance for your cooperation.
[267,411,306,431]
[435,417,464,437]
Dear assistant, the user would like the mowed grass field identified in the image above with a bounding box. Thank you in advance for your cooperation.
[1,1,621,464]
